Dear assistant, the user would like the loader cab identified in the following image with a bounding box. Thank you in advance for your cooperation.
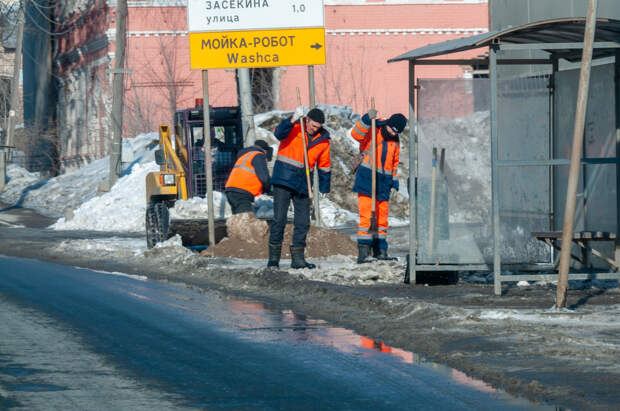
[175,101,243,195]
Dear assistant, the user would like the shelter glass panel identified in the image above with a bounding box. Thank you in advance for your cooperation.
[497,76,552,264]
[417,79,492,264]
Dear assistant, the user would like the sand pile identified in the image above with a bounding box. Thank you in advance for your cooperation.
[201,212,357,259]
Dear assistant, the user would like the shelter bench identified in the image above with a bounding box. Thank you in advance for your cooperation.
[532,231,618,271]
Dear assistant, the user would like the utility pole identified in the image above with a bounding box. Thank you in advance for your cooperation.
[108,0,128,188]
[202,70,215,246]
[237,68,256,146]
[556,0,598,308]
[5,0,24,151]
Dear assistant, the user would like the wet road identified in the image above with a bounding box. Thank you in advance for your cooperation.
[0,256,544,409]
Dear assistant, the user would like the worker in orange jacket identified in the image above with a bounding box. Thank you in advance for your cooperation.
[351,110,407,263]
[224,139,272,214]
[268,107,331,269]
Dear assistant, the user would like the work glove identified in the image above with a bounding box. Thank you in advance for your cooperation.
[292,106,306,122]
[368,108,378,120]
[392,180,399,192]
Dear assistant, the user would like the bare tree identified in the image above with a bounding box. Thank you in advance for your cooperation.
[125,8,195,132]
[250,68,274,113]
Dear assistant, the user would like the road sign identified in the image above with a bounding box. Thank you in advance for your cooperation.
[187,0,324,33]
[189,27,325,69]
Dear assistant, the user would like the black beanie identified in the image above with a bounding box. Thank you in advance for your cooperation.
[386,113,407,133]
[254,139,270,151]
[254,139,273,161]
[306,108,325,124]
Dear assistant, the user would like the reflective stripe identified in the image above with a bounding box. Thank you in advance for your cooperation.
[357,233,373,240]
[234,164,256,174]
[318,167,331,172]
[353,124,368,137]
[358,226,369,233]
[233,152,259,175]
[377,234,387,239]
[276,155,304,168]
[359,162,394,175]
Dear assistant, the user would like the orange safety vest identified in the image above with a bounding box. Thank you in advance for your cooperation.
[225,150,264,197]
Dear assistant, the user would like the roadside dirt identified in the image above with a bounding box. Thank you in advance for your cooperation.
[3,204,620,410]
[201,212,356,258]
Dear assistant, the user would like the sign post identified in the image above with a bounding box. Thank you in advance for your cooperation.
[187,0,325,241]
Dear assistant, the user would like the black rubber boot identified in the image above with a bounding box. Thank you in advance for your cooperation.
[290,246,316,269]
[371,239,380,258]
[267,243,281,268]
[376,248,398,261]
[357,244,372,264]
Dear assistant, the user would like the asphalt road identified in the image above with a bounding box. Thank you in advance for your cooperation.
[0,255,545,410]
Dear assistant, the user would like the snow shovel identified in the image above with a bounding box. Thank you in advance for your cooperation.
[369,97,378,236]
[296,88,313,201]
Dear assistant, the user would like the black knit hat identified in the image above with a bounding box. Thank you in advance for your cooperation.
[386,113,407,133]
[254,139,273,161]
[306,108,325,124]
[254,139,270,151]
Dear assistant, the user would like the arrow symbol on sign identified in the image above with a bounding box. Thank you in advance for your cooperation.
[310,43,323,50]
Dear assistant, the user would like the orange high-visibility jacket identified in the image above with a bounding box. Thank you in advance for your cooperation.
[351,113,400,201]
[271,118,331,196]
[225,147,270,197]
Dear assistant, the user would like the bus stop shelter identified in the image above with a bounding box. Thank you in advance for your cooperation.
[388,18,620,294]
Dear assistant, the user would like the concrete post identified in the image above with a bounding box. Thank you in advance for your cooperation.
[238,68,256,146]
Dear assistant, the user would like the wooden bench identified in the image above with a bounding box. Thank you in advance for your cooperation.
[532,231,618,270]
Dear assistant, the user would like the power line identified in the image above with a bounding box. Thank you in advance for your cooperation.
[29,0,55,9]
[31,0,59,25]
[24,6,72,35]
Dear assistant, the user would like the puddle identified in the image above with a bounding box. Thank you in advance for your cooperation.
[224,300,550,409]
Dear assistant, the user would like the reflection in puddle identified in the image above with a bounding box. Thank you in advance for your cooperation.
[228,297,498,396]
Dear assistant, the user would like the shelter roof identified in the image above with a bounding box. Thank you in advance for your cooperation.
[388,18,620,64]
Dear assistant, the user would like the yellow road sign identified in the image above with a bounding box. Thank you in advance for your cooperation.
[189,27,325,70]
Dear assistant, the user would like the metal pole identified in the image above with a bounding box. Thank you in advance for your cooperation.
[615,51,620,274]
[109,0,128,187]
[0,148,5,190]
[557,0,598,308]
[428,147,437,258]
[202,70,215,246]
[238,68,256,146]
[551,58,559,232]
[490,44,502,296]
[308,65,321,226]
[5,1,24,150]
[407,61,417,285]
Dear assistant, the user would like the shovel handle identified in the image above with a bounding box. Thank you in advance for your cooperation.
[370,97,376,214]
[296,88,313,200]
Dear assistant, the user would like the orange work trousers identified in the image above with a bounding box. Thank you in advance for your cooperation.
[357,193,388,248]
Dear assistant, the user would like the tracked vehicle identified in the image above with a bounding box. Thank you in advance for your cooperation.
[145,101,243,248]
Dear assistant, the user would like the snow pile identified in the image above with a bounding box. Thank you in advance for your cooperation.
[0,132,158,219]
[290,256,404,285]
[169,195,232,220]
[1,160,108,218]
[52,162,159,232]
